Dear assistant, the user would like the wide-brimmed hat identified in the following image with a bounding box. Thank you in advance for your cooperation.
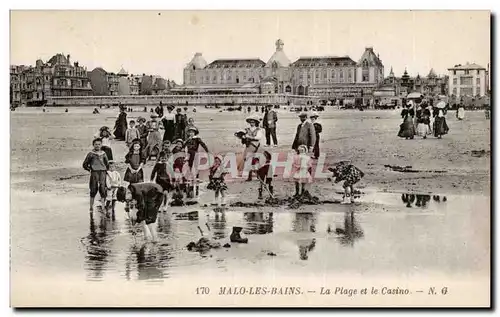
[137,116,146,123]
[100,126,110,131]
[173,138,184,144]
[309,111,319,118]
[246,114,261,124]
[176,108,182,112]
[150,114,158,118]
[186,126,199,135]
[167,105,175,110]
[298,112,308,118]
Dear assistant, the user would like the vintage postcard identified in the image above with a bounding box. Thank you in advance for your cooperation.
[10,10,491,307]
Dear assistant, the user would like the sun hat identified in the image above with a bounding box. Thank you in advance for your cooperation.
[245,114,261,124]
[186,126,199,135]
[173,138,184,144]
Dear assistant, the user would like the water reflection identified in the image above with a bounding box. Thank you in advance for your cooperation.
[297,238,316,260]
[210,212,227,239]
[243,212,274,235]
[84,213,116,281]
[402,193,446,208]
[292,212,317,233]
[334,211,364,247]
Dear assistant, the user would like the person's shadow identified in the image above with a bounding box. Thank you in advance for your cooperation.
[333,211,364,247]
[84,213,114,281]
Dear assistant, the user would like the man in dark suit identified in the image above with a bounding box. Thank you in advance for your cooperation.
[263,104,278,147]
[292,112,316,153]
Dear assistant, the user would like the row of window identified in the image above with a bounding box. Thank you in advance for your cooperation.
[453,69,482,75]
[452,77,481,85]
[452,87,482,95]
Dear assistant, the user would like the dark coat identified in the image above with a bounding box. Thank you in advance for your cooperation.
[292,121,316,150]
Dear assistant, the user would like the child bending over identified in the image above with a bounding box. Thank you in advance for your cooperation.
[328,161,364,204]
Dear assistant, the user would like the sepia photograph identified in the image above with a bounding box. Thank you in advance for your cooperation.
[9,9,491,307]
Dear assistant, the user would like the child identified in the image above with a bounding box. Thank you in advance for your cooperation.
[291,145,313,198]
[124,140,146,185]
[145,114,162,161]
[136,117,148,150]
[125,120,140,148]
[328,161,365,204]
[82,138,109,213]
[161,140,172,158]
[116,183,164,243]
[184,126,209,198]
[256,151,274,200]
[94,126,114,161]
[150,151,172,211]
[171,139,187,199]
[105,161,122,219]
[207,155,228,206]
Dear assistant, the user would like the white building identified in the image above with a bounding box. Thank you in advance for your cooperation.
[447,63,488,98]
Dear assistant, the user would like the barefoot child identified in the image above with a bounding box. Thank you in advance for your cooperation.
[256,151,274,200]
[291,145,313,198]
[150,151,172,211]
[328,161,365,204]
[82,138,109,213]
[207,155,228,206]
[117,183,164,243]
[171,139,187,201]
[105,161,122,218]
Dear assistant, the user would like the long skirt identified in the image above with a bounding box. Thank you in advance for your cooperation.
[313,136,320,159]
[163,120,175,142]
[398,119,415,139]
[416,123,431,137]
[433,117,449,137]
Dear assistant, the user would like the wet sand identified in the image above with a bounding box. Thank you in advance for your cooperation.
[10,107,490,306]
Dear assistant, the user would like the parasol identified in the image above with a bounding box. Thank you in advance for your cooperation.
[435,101,447,109]
[407,92,423,99]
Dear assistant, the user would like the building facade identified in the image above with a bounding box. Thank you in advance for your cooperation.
[50,54,93,98]
[448,63,488,98]
[176,40,385,104]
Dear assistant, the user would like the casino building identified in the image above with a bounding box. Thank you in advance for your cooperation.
[173,39,385,105]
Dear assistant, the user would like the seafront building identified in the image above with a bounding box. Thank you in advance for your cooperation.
[174,39,385,106]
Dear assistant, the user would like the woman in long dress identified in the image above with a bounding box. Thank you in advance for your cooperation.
[161,106,176,142]
[309,112,322,159]
[113,105,128,141]
[397,103,415,139]
[416,104,431,139]
[433,108,449,139]
[456,104,466,120]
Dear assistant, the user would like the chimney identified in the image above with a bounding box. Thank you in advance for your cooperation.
[67,54,70,63]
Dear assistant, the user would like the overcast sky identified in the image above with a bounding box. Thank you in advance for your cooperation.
[10,10,490,83]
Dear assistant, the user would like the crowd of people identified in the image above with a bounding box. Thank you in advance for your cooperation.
[398,99,451,140]
[82,103,365,243]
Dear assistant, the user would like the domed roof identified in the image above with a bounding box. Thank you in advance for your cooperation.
[266,39,291,68]
[187,53,208,69]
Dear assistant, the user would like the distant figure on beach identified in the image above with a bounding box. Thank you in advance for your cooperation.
[93,108,100,114]
[82,138,109,213]
[161,106,176,142]
[144,106,147,112]
[456,103,465,120]
[247,106,251,113]
[113,105,128,141]
[125,120,140,148]
[433,108,449,139]
[65,108,68,113]
[398,102,415,140]
[263,104,278,147]
[309,112,322,159]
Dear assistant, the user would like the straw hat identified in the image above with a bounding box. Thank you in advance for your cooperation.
[309,111,319,118]
[298,112,308,118]
[245,114,261,124]
[186,126,199,135]
[173,138,184,144]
